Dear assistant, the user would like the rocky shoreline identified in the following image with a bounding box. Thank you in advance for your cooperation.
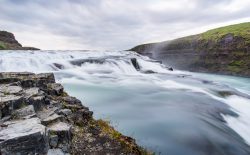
[0,72,149,155]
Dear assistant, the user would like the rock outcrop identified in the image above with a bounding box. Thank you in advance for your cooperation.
[130,22,250,77]
[0,31,39,50]
[0,72,149,155]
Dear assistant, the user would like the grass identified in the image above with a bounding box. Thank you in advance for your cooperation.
[96,119,153,155]
[0,41,6,50]
[200,22,250,43]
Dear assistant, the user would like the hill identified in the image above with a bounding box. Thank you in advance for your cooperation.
[0,31,39,50]
[130,22,250,77]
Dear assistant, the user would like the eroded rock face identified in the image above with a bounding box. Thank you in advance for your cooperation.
[0,72,147,155]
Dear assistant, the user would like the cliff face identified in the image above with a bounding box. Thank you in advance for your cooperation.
[0,31,39,50]
[130,22,250,77]
[0,72,149,155]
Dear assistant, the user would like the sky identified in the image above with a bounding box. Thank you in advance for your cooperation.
[1,0,250,50]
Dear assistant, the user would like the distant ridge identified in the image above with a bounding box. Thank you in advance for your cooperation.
[0,31,39,50]
[130,22,250,77]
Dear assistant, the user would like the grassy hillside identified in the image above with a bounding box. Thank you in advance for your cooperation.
[130,22,250,77]
[200,22,250,43]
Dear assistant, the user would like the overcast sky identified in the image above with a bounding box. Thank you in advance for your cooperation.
[1,0,250,50]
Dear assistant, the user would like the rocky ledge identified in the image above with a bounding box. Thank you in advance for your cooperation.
[0,72,149,155]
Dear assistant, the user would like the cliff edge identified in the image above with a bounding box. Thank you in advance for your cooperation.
[130,22,250,77]
[0,72,149,155]
[0,31,39,50]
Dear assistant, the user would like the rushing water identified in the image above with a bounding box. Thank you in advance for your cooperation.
[1,50,250,155]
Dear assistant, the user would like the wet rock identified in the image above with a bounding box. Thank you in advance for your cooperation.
[53,63,65,70]
[168,67,173,71]
[131,58,140,71]
[142,70,157,74]
[70,58,105,66]
[0,118,48,155]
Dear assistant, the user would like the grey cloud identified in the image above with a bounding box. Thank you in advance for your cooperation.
[0,0,250,50]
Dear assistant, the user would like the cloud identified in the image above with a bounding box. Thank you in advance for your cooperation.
[0,0,250,50]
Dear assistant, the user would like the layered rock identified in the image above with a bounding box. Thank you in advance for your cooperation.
[130,22,250,77]
[0,72,149,155]
[0,31,39,50]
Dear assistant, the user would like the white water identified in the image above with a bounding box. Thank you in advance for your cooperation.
[1,50,250,154]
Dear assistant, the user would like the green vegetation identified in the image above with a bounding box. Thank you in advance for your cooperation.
[0,41,6,49]
[200,22,250,43]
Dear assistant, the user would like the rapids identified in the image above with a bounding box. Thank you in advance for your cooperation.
[1,50,250,155]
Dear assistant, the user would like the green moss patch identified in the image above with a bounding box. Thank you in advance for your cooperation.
[0,41,6,50]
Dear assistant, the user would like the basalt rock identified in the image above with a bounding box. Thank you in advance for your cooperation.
[0,72,149,155]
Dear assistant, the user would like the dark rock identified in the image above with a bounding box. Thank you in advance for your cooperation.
[141,70,157,74]
[58,109,72,116]
[12,105,36,119]
[0,118,48,155]
[168,67,174,71]
[131,58,140,71]
[62,96,82,106]
[70,58,105,66]
[50,134,59,147]
[53,63,65,70]
[48,83,64,96]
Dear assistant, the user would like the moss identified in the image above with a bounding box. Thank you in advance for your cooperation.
[229,60,245,67]
[227,65,242,73]
[0,41,6,50]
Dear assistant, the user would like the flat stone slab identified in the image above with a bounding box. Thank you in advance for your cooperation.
[42,113,63,125]
[13,105,36,119]
[48,149,67,155]
[0,118,48,154]
[0,85,23,94]
[49,122,71,132]
[24,87,40,98]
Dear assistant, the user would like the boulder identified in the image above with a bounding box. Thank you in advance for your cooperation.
[131,58,140,71]
[0,118,48,154]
